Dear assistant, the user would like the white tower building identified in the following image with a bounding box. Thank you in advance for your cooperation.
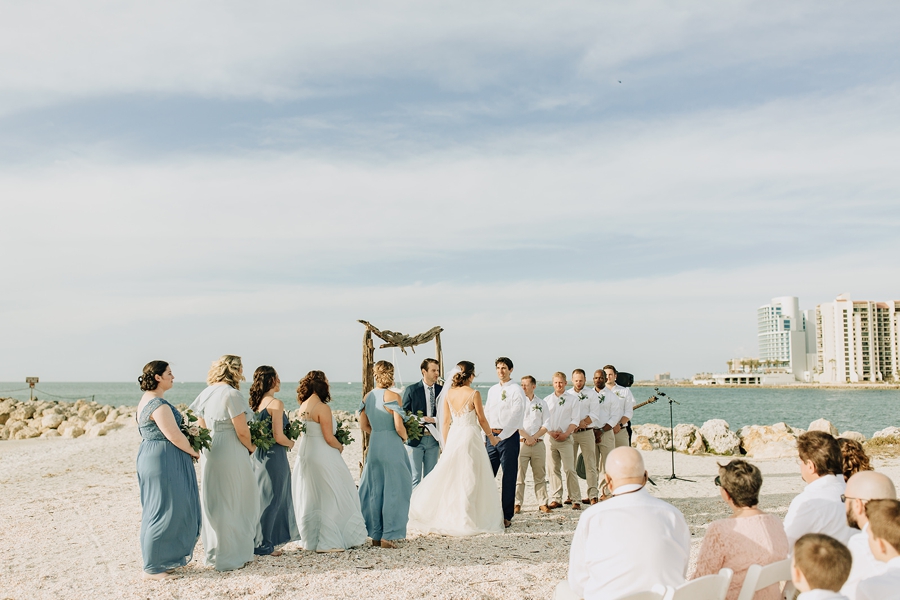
[757,296,810,381]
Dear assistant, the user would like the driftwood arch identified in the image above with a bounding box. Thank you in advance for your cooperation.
[358,320,444,470]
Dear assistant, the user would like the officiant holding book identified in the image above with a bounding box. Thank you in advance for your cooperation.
[402,358,443,488]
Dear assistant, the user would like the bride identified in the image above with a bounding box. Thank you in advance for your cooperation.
[407,361,505,536]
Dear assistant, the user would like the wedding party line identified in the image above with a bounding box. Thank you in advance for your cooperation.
[134,354,900,600]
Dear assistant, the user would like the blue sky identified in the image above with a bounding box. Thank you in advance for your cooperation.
[2,1,899,383]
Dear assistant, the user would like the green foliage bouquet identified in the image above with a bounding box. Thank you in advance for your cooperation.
[404,410,425,442]
[285,419,305,440]
[179,409,212,455]
[334,419,355,446]
[249,419,276,452]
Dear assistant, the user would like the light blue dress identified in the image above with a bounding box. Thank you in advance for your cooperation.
[136,398,201,574]
[358,389,412,541]
[252,408,300,555]
[190,385,260,571]
[291,413,367,551]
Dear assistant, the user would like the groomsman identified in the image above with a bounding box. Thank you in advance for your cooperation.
[515,375,550,515]
[402,358,442,488]
[569,369,600,505]
[485,357,526,528]
[592,369,617,498]
[603,365,635,449]
[545,372,581,510]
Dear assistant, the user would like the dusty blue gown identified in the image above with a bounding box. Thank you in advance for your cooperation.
[189,385,260,571]
[252,408,300,554]
[136,397,201,574]
[358,389,412,541]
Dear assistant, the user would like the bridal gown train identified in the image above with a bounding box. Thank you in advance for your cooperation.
[407,392,504,536]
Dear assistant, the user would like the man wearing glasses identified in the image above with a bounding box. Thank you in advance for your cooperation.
[840,471,898,599]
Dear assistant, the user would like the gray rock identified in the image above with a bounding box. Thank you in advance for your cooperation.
[873,426,900,439]
[699,419,741,455]
[41,413,65,430]
[632,424,671,450]
[41,429,61,438]
[6,420,25,436]
[61,425,85,439]
[808,419,838,437]
[739,423,798,459]
[14,426,40,440]
[673,423,705,454]
[839,431,867,443]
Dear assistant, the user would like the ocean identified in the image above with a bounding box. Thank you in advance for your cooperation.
[1,382,898,437]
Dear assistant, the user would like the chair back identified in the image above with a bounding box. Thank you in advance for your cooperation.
[736,559,791,600]
[615,584,671,600]
[666,568,733,600]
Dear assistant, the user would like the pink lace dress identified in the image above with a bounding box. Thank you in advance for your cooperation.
[691,513,789,600]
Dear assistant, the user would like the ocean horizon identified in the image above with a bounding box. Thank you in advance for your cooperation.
[1,381,897,437]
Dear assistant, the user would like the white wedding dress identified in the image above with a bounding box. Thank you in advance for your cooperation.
[407,391,504,536]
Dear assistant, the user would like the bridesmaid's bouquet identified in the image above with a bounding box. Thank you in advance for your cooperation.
[180,409,212,455]
[249,419,276,452]
[334,420,355,446]
[404,410,425,442]
[285,419,305,440]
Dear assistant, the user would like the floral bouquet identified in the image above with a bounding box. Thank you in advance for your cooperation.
[180,409,212,456]
[249,419,276,453]
[404,410,425,442]
[334,419,355,446]
[285,419,305,441]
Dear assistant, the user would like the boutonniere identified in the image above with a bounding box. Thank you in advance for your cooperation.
[577,392,587,401]
[501,390,507,401]
[558,395,566,406]
[532,403,543,412]
[598,394,606,404]
[614,390,625,399]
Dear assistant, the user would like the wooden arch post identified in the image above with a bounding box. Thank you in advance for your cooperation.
[357,320,444,473]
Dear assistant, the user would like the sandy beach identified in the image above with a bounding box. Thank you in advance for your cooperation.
[1,422,898,600]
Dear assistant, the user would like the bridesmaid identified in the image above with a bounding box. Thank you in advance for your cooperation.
[358,360,412,549]
[135,360,201,580]
[249,365,300,556]
[291,370,367,552]
[189,354,260,571]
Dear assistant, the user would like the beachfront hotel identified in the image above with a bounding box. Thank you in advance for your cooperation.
[815,294,900,383]
[757,296,815,382]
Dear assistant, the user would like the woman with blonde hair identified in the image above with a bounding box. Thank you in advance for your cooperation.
[189,355,260,571]
[358,360,413,548]
[291,370,367,552]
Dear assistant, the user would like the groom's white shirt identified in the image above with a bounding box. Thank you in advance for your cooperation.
[568,387,600,428]
[568,485,690,600]
[485,380,526,440]
[544,391,580,433]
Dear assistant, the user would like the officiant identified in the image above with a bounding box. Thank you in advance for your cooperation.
[402,358,443,488]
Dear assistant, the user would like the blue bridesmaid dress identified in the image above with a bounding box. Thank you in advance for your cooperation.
[252,408,300,554]
[136,397,201,574]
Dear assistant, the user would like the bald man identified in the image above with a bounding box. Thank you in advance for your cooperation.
[840,471,898,599]
[554,447,690,600]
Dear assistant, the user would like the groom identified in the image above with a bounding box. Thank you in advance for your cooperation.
[401,358,442,488]
[485,356,526,528]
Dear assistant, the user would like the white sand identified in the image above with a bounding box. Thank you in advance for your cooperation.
[1,425,898,600]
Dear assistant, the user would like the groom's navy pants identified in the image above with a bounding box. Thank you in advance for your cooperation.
[486,434,520,521]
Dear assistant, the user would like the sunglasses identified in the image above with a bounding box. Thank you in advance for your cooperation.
[841,495,869,503]
[715,475,722,487]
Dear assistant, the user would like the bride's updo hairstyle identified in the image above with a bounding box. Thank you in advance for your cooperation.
[452,361,475,387]
[138,360,169,391]
[297,370,331,404]
[207,354,245,389]
[373,360,394,388]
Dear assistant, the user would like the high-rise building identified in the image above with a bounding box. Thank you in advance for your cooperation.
[757,296,811,381]
[815,294,900,383]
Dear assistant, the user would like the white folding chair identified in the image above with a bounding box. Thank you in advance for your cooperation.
[736,559,792,600]
[663,568,733,600]
[614,584,671,600]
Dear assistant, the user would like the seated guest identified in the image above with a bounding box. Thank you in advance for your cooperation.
[838,438,873,482]
[691,460,789,600]
[855,499,900,600]
[554,447,690,600]
[784,431,853,547]
[791,533,852,600]
[841,471,897,599]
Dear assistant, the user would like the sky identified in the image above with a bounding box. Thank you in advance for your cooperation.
[2,1,900,383]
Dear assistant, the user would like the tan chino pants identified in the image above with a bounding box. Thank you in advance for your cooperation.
[547,436,579,503]
[595,428,616,496]
[515,438,548,507]
[571,429,598,499]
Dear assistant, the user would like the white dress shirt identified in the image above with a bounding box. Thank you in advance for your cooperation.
[783,474,853,547]
[842,524,889,600]
[798,591,849,600]
[522,395,549,438]
[604,384,635,424]
[485,380,526,440]
[855,557,900,600]
[568,484,691,600]
[544,391,581,434]
[568,386,600,428]
[594,387,616,429]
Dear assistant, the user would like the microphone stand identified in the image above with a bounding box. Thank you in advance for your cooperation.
[656,387,693,482]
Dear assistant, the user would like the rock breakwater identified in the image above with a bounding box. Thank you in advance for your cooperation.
[0,398,136,440]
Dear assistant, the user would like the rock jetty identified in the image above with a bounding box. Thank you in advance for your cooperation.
[0,398,136,440]
[632,419,900,458]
